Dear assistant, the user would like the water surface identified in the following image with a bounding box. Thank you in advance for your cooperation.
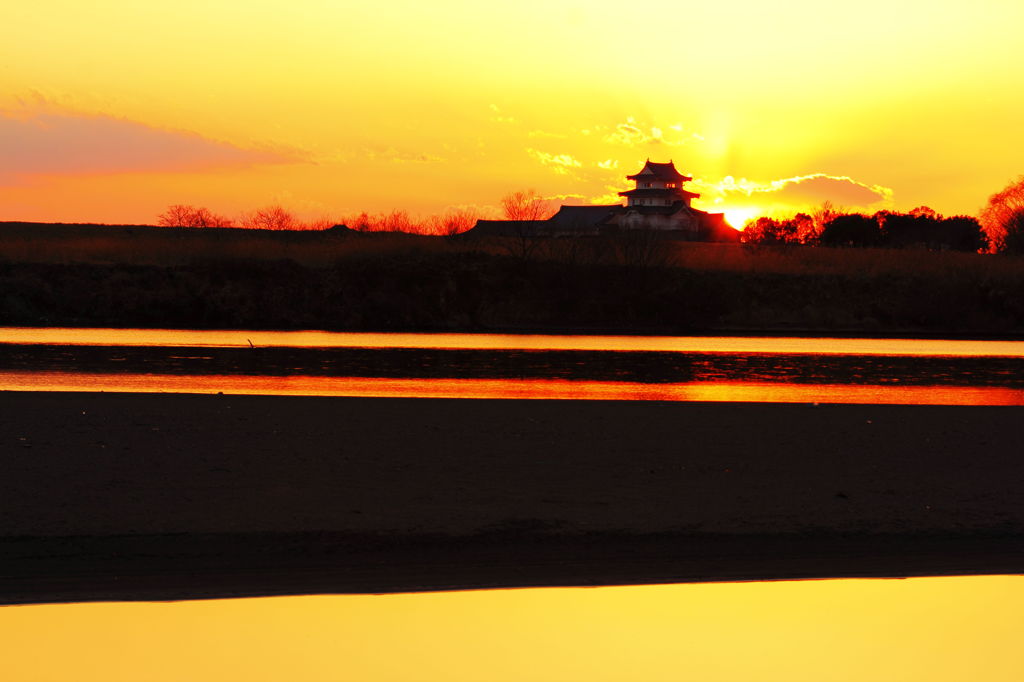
[3,326,1024,355]
[1,576,1020,682]
[3,327,1023,405]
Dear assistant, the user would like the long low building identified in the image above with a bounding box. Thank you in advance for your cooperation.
[467,160,741,242]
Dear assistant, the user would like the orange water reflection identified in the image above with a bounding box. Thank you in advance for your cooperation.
[1,577,1022,682]
[3,371,1022,405]
[3,327,1024,356]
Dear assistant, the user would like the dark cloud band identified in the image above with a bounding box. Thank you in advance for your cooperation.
[0,111,297,183]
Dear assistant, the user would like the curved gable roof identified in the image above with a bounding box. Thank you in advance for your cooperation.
[626,160,692,182]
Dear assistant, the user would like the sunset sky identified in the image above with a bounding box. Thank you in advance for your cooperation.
[3,1,1024,226]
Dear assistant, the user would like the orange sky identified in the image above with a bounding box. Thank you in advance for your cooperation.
[2,577,1023,682]
[3,1,1024,226]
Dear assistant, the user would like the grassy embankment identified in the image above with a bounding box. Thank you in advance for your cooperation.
[2,221,1023,335]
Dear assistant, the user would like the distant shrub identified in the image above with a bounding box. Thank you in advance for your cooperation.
[157,205,233,228]
[500,189,556,221]
[981,176,1024,252]
[741,213,814,245]
[1004,211,1024,255]
[239,206,298,231]
[877,211,986,252]
[820,214,882,247]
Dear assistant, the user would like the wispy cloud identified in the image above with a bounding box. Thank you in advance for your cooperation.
[488,104,517,125]
[509,113,890,216]
[602,117,691,147]
[588,186,628,205]
[527,129,568,139]
[525,143,633,202]
[0,110,299,184]
[365,146,446,164]
[543,192,586,202]
[527,149,583,175]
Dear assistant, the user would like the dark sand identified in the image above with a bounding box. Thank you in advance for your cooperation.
[2,392,1023,604]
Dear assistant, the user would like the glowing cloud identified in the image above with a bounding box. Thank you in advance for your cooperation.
[0,110,297,184]
[698,173,894,216]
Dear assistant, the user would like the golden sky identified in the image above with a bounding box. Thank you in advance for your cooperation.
[3,1,1024,226]
[2,577,1022,681]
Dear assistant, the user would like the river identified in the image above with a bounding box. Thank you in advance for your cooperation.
[3,327,1023,680]
[2,327,1023,404]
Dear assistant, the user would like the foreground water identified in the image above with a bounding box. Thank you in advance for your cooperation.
[2,327,1023,404]
[4,327,1024,355]
[4,332,1021,679]
[1,576,1020,682]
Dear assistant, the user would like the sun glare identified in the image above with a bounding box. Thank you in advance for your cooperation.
[721,207,760,229]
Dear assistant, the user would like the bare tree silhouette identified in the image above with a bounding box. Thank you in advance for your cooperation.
[499,190,555,260]
[436,208,480,236]
[157,205,233,228]
[501,189,553,221]
[240,205,297,230]
[809,201,840,244]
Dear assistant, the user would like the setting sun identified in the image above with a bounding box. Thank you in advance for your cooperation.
[720,206,761,229]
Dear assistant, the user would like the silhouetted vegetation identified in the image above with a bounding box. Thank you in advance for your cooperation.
[2,221,1024,335]
[981,176,1024,253]
[158,203,484,236]
[819,214,883,248]
[740,213,816,245]
[744,206,987,252]
[157,205,234,228]
[500,189,555,221]
[238,205,302,230]
[879,210,987,252]
[497,189,557,259]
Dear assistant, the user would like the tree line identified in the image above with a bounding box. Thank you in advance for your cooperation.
[742,206,987,252]
[742,176,1024,254]
[157,204,482,236]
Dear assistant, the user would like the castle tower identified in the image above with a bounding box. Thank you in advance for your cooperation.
[618,160,700,208]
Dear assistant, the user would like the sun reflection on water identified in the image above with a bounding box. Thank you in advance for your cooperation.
[3,327,1024,357]
[0,576,1021,682]
[2,371,1023,405]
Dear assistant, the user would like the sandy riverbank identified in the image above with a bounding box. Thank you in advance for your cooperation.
[2,392,1023,604]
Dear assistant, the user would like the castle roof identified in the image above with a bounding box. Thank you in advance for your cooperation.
[626,160,692,182]
[547,204,623,229]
